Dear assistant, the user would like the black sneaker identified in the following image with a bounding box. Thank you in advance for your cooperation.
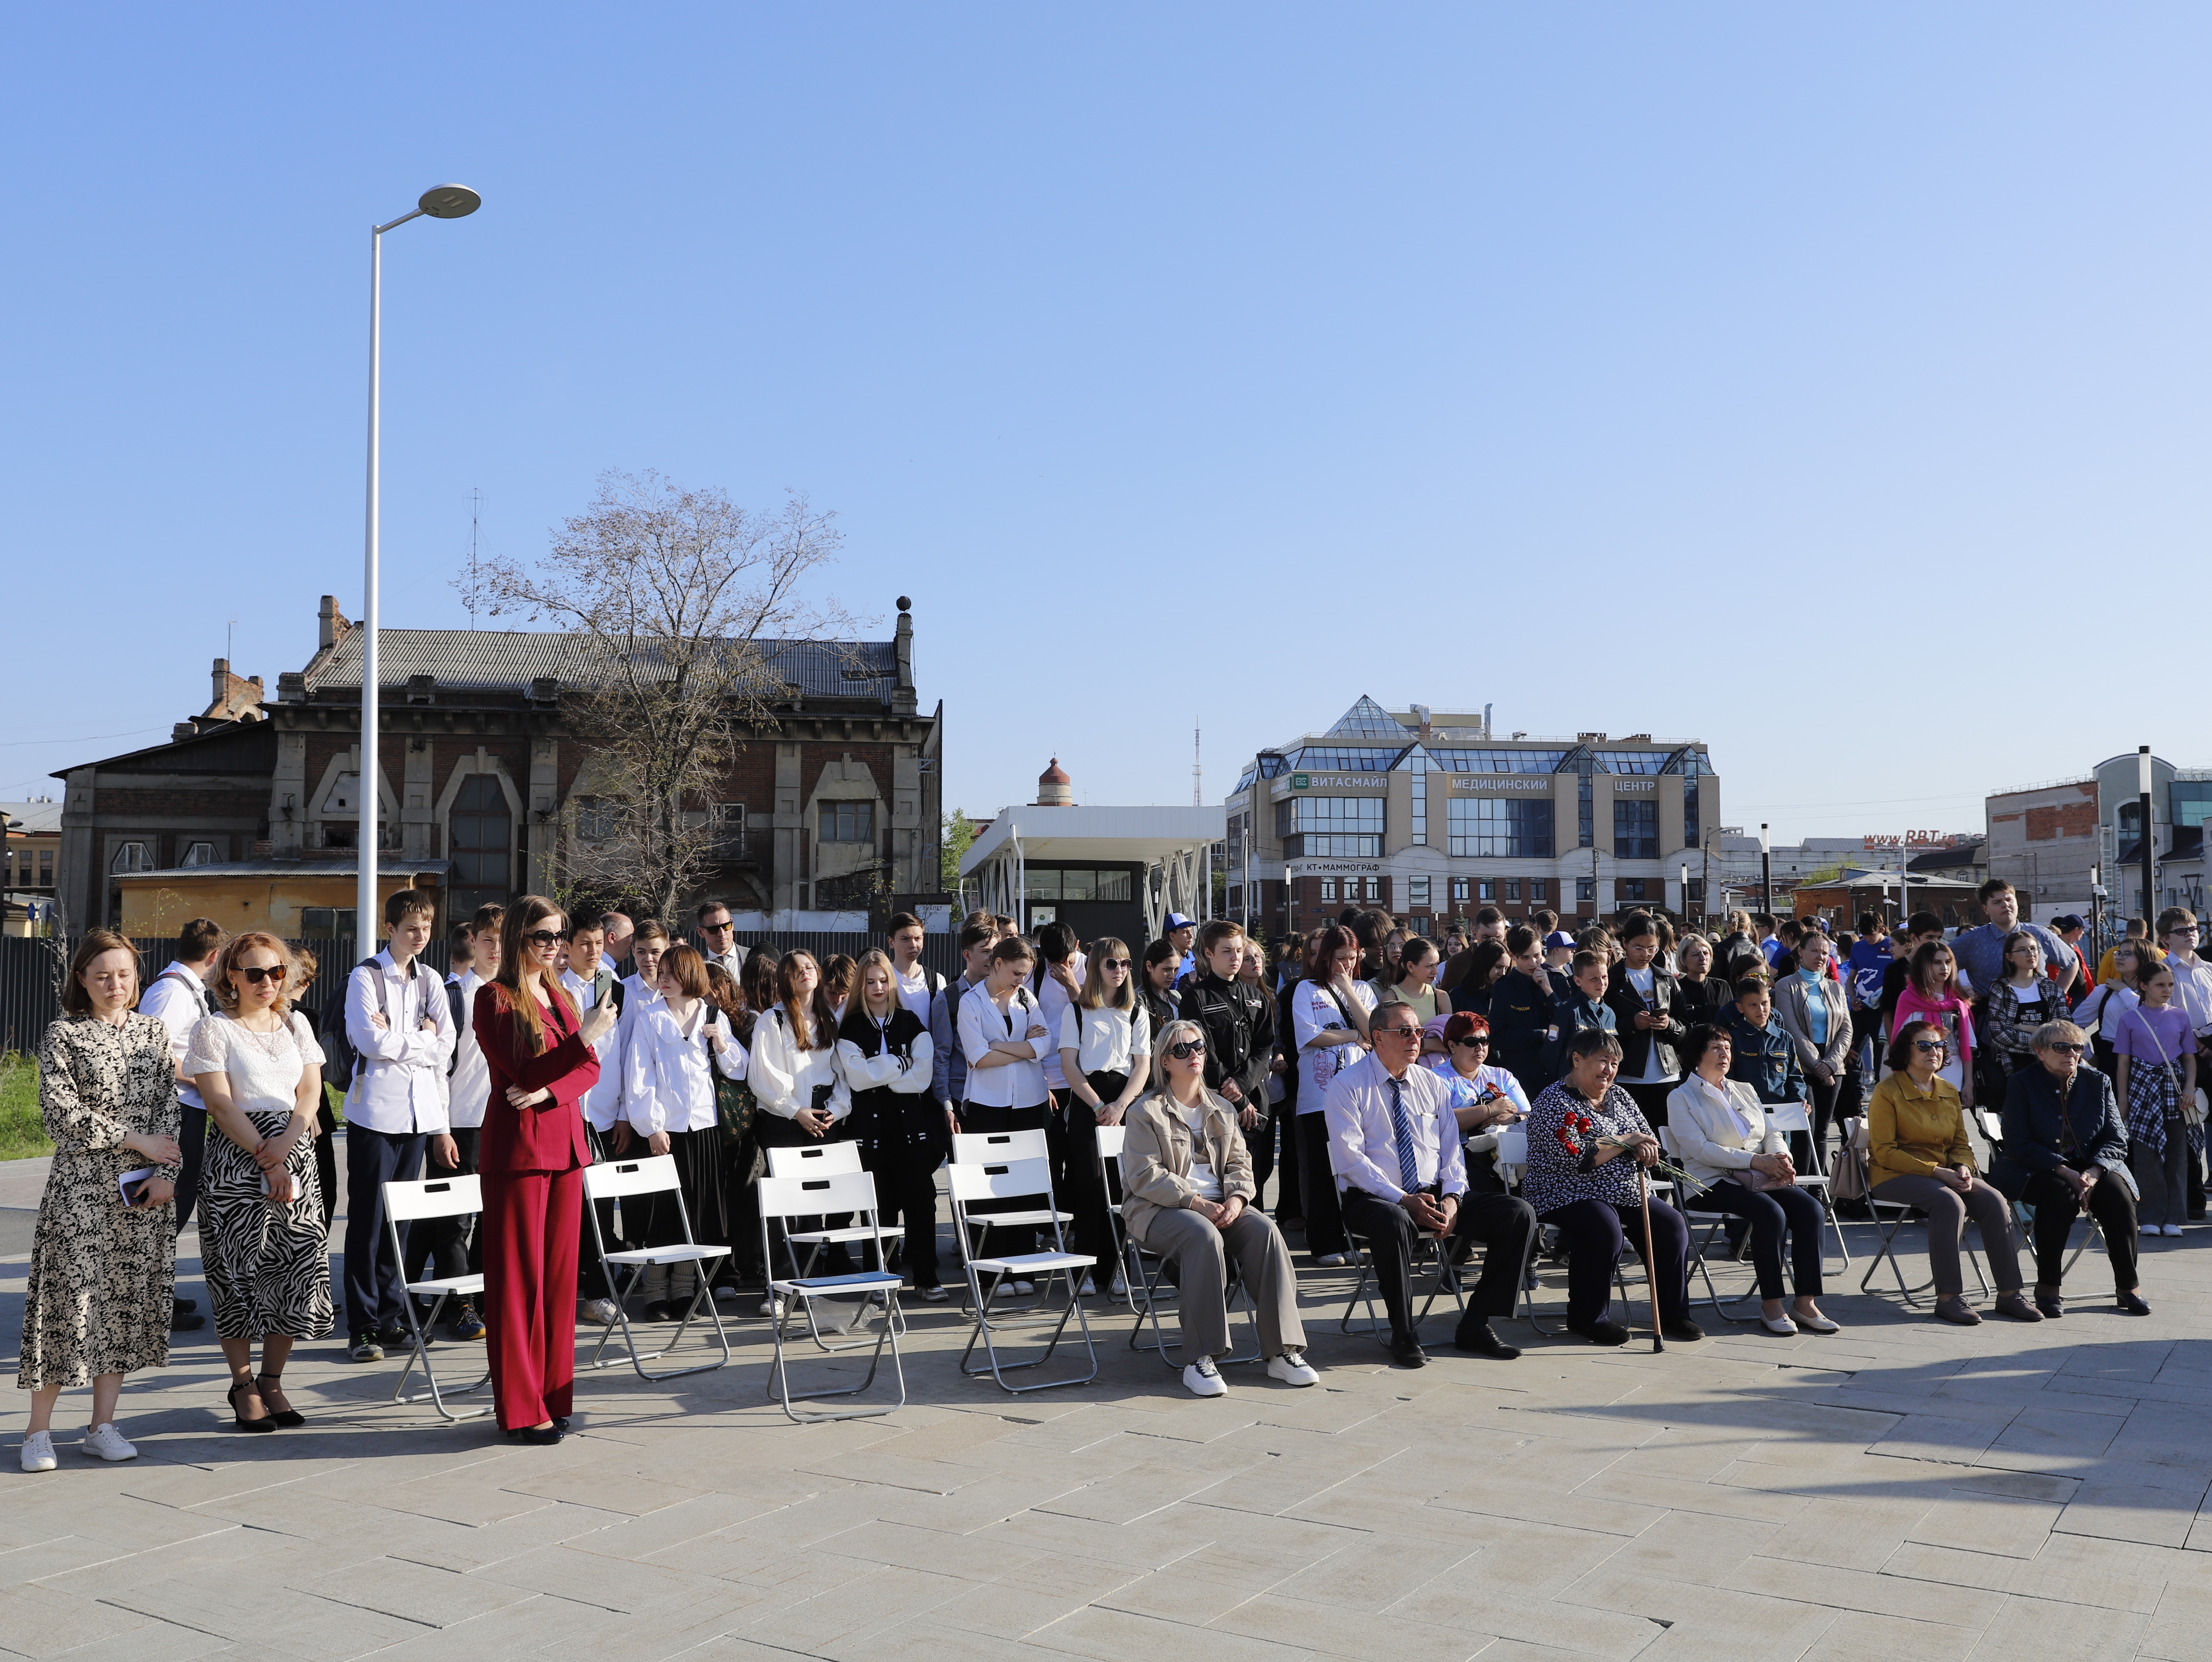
[378,1322,427,1351]
[444,1306,487,1342]
[348,1331,385,1363]
[170,1300,205,1332]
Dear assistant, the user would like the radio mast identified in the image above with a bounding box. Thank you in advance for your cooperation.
[1193,722,1203,806]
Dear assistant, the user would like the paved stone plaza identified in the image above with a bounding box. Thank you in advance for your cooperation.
[6,1149,2212,1662]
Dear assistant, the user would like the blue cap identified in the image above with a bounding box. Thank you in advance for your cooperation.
[1166,913,1198,932]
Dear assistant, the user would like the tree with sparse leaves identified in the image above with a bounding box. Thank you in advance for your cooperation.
[459,470,853,927]
[940,809,978,893]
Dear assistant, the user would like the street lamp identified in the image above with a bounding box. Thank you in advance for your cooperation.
[358,185,481,943]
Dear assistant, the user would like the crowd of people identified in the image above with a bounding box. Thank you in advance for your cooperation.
[14,874,2183,1463]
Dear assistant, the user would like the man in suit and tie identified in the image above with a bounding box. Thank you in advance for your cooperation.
[696,900,747,980]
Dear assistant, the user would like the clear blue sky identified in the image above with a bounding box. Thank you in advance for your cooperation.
[6,7,2206,841]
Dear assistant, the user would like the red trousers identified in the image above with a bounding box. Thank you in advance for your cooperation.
[480,1165,582,1430]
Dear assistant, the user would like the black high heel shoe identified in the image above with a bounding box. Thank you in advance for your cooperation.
[227,1379,277,1433]
[255,1372,306,1429]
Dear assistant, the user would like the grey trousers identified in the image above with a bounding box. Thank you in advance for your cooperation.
[2131,1133,2191,1229]
[1132,1205,1306,1362]
[1871,1174,2023,1297]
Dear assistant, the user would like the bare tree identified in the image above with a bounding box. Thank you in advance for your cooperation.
[459,471,853,926]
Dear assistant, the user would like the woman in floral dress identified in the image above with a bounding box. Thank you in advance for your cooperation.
[17,931,182,1471]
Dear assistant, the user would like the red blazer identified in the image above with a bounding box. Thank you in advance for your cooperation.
[474,981,599,1175]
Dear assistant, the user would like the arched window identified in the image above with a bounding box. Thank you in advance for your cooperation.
[449,774,514,919]
[109,841,152,875]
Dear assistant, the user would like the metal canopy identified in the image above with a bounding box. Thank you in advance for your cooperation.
[960,805,1226,940]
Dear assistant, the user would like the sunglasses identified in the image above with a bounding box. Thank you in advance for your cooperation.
[233,964,284,985]
[1451,1034,1490,1048]
[2045,1042,2086,1055]
[1167,1040,1207,1060]
[1374,1025,1422,1039]
[1103,959,1131,970]
[522,930,562,948]
[702,921,734,934]
[1914,1039,1948,1053]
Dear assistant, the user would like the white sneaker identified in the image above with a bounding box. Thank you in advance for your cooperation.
[1182,1355,1229,1398]
[2165,1225,2186,1238]
[759,1297,784,1319]
[579,1297,619,1325]
[81,1423,137,1463]
[1267,1350,1319,1388]
[20,1431,56,1473]
[1077,1277,1099,1297]
[1109,1273,1129,1297]
[2142,1225,2162,1237]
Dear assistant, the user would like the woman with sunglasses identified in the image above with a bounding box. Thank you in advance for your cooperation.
[1120,1019,1315,1397]
[1989,1020,2148,1316]
[1866,1020,2033,1326]
[1059,938,1150,1286]
[185,934,332,1430]
[474,897,622,1442]
[1423,1012,1528,1195]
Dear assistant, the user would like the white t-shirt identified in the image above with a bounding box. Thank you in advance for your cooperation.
[1058,1002,1152,1078]
[184,1011,326,1117]
[1182,1095,1223,1201]
[893,962,939,1027]
[1036,968,1078,1091]
[1292,978,1376,1111]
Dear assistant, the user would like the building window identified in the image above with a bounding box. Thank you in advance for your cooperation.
[1227,883,1243,912]
[181,841,217,867]
[713,801,746,859]
[573,796,621,843]
[1621,878,1647,903]
[301,907,358,938]
[1476,879,1496,902]
[1451,877,1470,904]
[1275,796,1384,859]
[1408,876,1430,910]
[1408,749,1432,847]
[1577,761,1594,848]
[1686,879,1705,904]
[1613,800,1659,860]
[1320,878,1339,903]
[818,800,875,843]
[1577,878,1595,902]
[109,841,151,875]
[1504,878,1522,902]
[1025,867,1134,902]
[1446,798,1555,858]
[450,773,514,920]
[1530,879,1548,903]
[1364,877,1382,902]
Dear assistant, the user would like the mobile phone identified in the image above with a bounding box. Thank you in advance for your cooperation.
[118,1167,154,1208]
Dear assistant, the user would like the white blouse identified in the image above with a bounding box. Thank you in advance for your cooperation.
[957,983,1051,1109]
[621,1000,746,1135]
[1058,1002,1152,1078]
[749,1002,854,1123]
[185,1010,324,1117]
[836,1014,937,1097]
[1291,978,1375,1111]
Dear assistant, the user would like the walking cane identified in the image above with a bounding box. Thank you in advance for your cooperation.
[1638,1160,1665,1354]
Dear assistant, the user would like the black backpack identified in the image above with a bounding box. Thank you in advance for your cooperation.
[321,956,438,1088]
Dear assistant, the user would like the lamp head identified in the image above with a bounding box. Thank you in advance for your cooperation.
[418,184,481,219]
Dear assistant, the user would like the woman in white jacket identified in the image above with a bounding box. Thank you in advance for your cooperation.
[749,950,855,1288]
[837,951,942,1298]
[620,944,746,1320]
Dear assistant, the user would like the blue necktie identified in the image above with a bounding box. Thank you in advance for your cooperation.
[1388,1076,1420,1191]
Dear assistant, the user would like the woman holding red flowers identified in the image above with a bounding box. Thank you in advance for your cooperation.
[1522,1027,1699,1346]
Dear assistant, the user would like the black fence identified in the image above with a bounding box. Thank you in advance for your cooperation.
[0,928,956,1055]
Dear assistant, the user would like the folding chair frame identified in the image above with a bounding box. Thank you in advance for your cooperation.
[582,1155,734,1382]
[764,1143,904,1353]
[1763,1101,1852,1274]
[949,1155,1098,1393]
[953,1129,1078,1312]
[1125,1216,1262,1366]
[381,1175,492,1421]
[1337,1223,1467,1343]
[759,1169,908,1422]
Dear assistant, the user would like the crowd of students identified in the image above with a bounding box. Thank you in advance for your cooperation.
[15,874,2184,1461]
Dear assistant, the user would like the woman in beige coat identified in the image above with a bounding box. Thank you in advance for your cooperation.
[1122,1019,1316,1398]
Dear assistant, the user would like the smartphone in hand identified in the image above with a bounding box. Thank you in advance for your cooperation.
[119,1167,154,1208]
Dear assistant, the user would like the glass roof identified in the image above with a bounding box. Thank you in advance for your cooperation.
[1592,749,1668,775]
[1427,748,1570,774]
[1323,696,1409,739]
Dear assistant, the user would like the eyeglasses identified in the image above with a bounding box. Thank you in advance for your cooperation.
[522,930,562,948]
[1374,1024,1422,1040]
[234,964,284,985]
[1913,1040,1948,1053]
[2045,1042,2087,1055]
[1167,1040,1207,1060]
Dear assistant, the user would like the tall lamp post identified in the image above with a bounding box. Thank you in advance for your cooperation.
[358,185,481,942]
[2138,745,2156,930]
[1760,823,1772,920]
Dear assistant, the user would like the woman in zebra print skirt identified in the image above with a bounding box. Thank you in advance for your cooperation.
[186,933,334,1431]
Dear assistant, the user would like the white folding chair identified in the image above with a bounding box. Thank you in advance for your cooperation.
[758,1169,907,1422]
[1094,1124,1148,1310]
[1849,1116,1990,1308]
[953,1128,1076,1304]
[581,1155,733,1380]
[947,1155,1097,1392]
[1657,1127,1761,1325]
[1765,1100,1852,1271]
[1337,1217,1466,1343]
[381,1175,491,1421]
[765,1142,901,1349]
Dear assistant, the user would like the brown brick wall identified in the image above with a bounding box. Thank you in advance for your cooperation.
[2025,802,2097,841]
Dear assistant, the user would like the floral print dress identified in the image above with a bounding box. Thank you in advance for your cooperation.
[17,1014,180,1390]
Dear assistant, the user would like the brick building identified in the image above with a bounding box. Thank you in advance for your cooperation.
[56,595,942,934]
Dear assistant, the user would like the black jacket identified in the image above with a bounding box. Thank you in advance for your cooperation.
[1675,975,1734,1032]
[1989,1061,2128,1199]
[1178,972,1276,1105]
[1489,968,1564,1091]
[1714,931,1764,989]
[1604,962,1691,1080]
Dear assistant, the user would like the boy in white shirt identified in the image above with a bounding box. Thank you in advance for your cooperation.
[888,911,946,1027]
[341,890,457,1362]
[403,904,501,1342]
[559,914,629,1324]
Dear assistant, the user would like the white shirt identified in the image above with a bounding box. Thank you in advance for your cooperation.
[749,1002,853,1122]
[139,960,215,1112]
[342,950,457,1135]
[957,984,1051,1109]
[2165,952,2212,1036]
[1036,968,1078,1091]
[1293,978,1376,1111]
[445,968,491,1129]
[1058,1002,1152,1078]
[893,961,940,1027]
[561,967,628,1132]
[1322,1051,1467,1202]
[1182,1094,1224,1200]
[622,999,746,1134]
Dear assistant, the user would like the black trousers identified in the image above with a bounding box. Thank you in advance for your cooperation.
[957,1101,1051,1258]
[1294,1111,1347,1256]
[1055,1072,1125,1275]
[1540,1196,1691,1328]
[2021,1167,2139,1292]
[1241,1099,1276,1206]
[1839,1007,1880,1124]
[173,1107,207,1239]
[754,1113,856,1275]
[312,1101,339,1244]
[342,1125,426,1336]
[864,1131,944,1290]
[1340,1186,1536,1342]
[1684,1180,1825,1300]
[405,1125,481,1302]
[578,1122,628,1300]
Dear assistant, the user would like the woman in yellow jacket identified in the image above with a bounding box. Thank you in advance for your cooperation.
[1868,1019,2035,1326]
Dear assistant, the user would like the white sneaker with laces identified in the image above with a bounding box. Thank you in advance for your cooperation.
[1266,1350,1319,1387]
[1109,1273,1128,1297]
[20,1431,56,1473]
[579,1297,619,1325]
[81,1423,137,1463]
[759,1296,784,1319]
[1078,1277,1099,1297]
[1182,1354,1229,1398]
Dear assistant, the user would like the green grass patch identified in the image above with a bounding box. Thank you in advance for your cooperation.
[0,1053,52,1161]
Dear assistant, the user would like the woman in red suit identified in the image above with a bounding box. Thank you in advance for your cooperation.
[473,895,619,1443]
